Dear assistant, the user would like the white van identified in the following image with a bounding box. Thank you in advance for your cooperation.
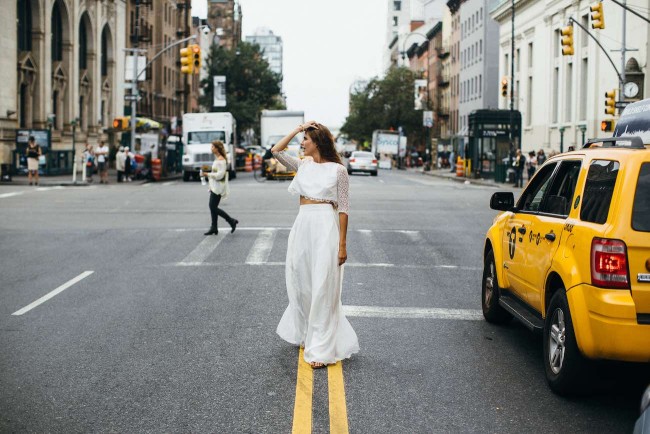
[182,112,237,181]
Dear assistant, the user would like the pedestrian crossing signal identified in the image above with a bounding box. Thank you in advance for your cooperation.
[112,117,129,130]
[601,120,614,132]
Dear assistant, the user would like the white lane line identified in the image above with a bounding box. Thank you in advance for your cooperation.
[178,233,226,265]
[172,261,480,270]
[245,229,277,264]
[162,181,176,186]
[142,183,152,188]
[343,305,482,321]
[12,271,94,316]
[379,179,385,183]
[35,186,64,192]
[0,192,23,199]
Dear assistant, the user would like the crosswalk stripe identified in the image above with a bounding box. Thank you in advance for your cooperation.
[342,305,483,320]
[0,192,23,199]
[245,229,277,264]
[171,261,480,270]
[178,233,225,265]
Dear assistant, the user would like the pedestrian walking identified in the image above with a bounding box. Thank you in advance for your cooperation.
[537,149,547,166]
[200,140,238,236]
[526,150,537,181]
[124,147,133,182]
[83,143,95,183]
[449,149,456,173]
[512,149,525,188]
[116,146,126,182]
[272,121,359,369]
[95,140,109,184]
[25,136,41,185]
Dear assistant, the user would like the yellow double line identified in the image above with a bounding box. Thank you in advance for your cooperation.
[292,348,349,434]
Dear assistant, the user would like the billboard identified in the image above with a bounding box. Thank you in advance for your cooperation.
[213,76,226,107]
[414,79,427,110]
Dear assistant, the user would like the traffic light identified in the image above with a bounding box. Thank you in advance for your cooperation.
[112,117,129,130]
[500,77,508,97]
[605,89,616,115]
[561,25,574,56]
[191,44,201,74]
[180,45,193,74]
[601,120,614,132]
[590,2,605,29]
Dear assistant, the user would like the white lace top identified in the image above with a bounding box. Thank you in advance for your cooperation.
[273,151,349,214]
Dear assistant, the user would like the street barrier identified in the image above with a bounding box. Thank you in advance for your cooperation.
[253,154,261,171]
[244,155,253,172]
[151,158,161,181]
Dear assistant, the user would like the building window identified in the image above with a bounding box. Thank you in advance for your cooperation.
[565,62,573,122]
[393,1,401,11]
[581,15,589,47]
[51,1,63,61]
[553,67,559,123]
[393,16,398,26]
[528,42,533,68]
[101,26,109,76]
[79,19,88,70]
[18,0,32,52]
[516,48,520,72]
[580,58,588,120]
[527,76,533,126]
[554,29,561,57]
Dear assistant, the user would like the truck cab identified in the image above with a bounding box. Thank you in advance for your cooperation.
[182,113,237,181]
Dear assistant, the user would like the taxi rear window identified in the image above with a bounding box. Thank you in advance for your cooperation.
[632,163,650,232]
[580,160,620,224]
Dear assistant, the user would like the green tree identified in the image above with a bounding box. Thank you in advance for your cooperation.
[342,67,423,147]
[199,42,285,138]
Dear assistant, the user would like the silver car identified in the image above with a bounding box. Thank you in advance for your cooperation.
[347,151,378,176]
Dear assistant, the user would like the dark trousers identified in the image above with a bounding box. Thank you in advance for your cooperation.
[209,191,233,228]
[514,168,524,188]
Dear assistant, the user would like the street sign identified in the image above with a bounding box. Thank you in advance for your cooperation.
[423,111,433,128]
[615,101,630,109]
[124,94,140,101]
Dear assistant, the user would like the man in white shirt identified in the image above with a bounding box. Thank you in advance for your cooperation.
[96,140,109,184]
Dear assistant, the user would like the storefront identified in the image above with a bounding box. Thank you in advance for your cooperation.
[467,110,521,182]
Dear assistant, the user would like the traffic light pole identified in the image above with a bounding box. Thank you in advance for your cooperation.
[568,18,623,86]
[130,0,140,151]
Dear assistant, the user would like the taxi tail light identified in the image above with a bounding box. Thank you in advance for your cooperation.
[349,158,356,163]
[591,238,630,289]
[372,159,378,164]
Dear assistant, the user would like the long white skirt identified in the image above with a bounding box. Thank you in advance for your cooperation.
[276,204,360,364]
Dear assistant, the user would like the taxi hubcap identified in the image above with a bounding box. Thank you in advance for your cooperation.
[548,308,566,375]
[484,261,495,307]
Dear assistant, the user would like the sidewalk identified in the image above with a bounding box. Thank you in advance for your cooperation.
[0,168,183,187]
[406,166,521,189]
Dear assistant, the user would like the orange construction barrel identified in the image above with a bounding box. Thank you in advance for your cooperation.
[456,158,464,177]
[245,154,253,172]
[151,158,162,181]
[253,154,261,170]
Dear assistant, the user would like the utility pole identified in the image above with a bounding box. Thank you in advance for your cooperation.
[620,0,627,102]
[184,0,190,115]
[130,0,140,150]
[510,0,516,150]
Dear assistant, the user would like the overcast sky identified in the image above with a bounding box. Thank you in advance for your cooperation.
[191,0,387,128]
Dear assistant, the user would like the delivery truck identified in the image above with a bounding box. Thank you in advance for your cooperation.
[182,112,237,181]
[260,110,304,149]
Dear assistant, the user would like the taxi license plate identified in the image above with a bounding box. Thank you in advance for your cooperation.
[361,165,368,169]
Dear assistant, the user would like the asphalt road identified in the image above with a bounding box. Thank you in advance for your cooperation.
[0,169,646,433]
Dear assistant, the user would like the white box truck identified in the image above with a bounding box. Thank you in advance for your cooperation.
[182,112,237,181]
[260,110,304,149]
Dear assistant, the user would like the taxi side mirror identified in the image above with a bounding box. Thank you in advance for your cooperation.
[490,192,515,212]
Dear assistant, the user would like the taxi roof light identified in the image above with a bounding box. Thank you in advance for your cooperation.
[591,238,629,289]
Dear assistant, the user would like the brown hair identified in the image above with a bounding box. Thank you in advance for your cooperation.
[212,140,228,160]
[305,123,342,165]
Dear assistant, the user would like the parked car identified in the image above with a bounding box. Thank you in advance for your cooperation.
[482,98,650,395]
[634,384,650,434]
[347,151,378,176]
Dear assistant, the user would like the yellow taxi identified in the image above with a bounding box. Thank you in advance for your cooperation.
[482,98,650,395]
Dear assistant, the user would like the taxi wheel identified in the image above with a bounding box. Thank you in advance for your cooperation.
[482,250,512,324]
[543,289,587,395]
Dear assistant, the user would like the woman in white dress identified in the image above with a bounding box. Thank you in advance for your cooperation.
[272,121,359,368]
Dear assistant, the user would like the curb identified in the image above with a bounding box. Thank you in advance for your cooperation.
[416,170,504,188]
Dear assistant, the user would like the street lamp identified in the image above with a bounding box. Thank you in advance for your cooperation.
[559,126,566,153]
[578,124,587,147]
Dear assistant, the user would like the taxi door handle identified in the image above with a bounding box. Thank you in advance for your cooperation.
[545,232,556,242]
[518,227,526,235]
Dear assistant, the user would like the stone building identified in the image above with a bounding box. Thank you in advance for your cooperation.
[207,0,241,51]
[447,0,462,154]
[490,0,649,153]
[1,0,127,167]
